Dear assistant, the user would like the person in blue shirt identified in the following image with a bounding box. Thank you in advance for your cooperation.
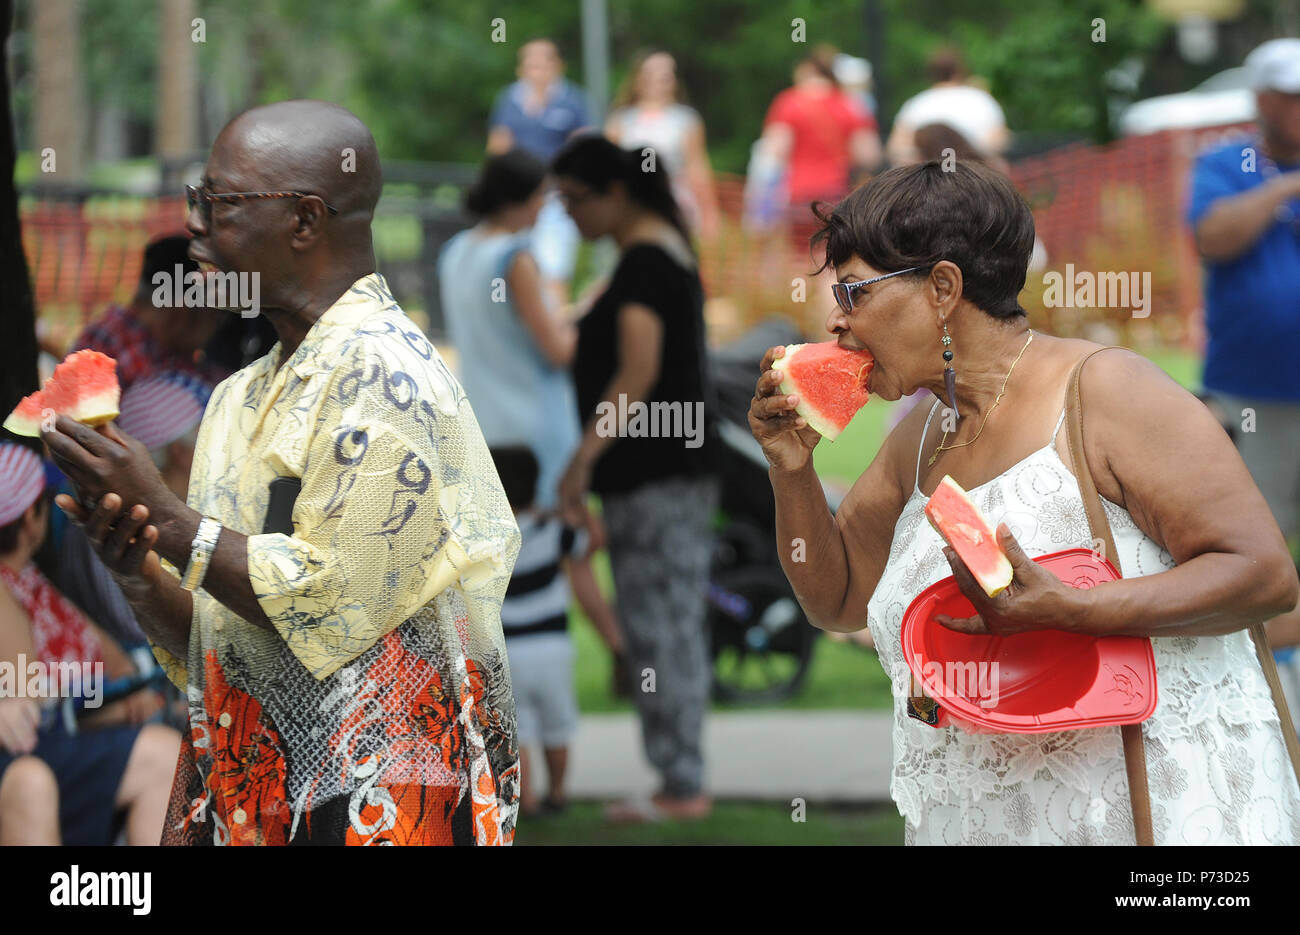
[1187,38,1300,713]
[488,38,591,313]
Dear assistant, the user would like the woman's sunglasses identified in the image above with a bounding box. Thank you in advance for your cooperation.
[185,184,339,223]
[831,266,928,313]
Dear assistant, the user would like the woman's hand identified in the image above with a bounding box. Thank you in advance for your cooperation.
[936,525,1090,636]
[749,345,822,472]
[559,451,605,561]
[559,450,595,529]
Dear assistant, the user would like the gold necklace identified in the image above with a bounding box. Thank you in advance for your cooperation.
[928,330,1034,467]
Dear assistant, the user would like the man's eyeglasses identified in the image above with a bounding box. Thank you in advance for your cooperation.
[185,184,339,222]
[831,266,928,314]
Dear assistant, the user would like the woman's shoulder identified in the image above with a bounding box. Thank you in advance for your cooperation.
[1066,341,1175,399]
[668,102,702,123]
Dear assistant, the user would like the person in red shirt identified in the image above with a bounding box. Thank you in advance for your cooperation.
[761,50,882,216]
[758,49,882,333]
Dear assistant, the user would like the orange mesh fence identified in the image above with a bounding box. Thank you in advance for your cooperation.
[22,196,190,353]
[22,125,1250,353]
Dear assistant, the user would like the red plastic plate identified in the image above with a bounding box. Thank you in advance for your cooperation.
[900,548,1157,733]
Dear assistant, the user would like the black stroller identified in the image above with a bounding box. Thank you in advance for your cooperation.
[704,319,847,703]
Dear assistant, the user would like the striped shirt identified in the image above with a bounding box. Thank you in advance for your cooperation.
[501,512,587,638]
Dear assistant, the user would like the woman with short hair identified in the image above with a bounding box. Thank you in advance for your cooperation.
[750,160,1300,844]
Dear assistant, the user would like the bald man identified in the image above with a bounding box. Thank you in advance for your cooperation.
[43,101,523,846]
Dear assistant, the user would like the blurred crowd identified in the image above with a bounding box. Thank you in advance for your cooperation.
[2,31,1297,844]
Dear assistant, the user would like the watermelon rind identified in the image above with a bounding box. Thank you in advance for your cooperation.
[924,475,1014,597]
[3,350,121,436]
[2,393,44,437]
[772,343,870,442]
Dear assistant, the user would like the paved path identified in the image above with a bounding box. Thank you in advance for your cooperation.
[564,710,895,802]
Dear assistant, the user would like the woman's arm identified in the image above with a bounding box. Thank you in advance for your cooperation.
[81,620,135,681]
[752,346,915,632]
[506,249,577,367]
[1075,350,1298,636]
[683,120,720,236]
[604,114,623,144]
[558,303,662,524]
[572,303,662,466]
[849,127,883,174]
[885,121,917,167]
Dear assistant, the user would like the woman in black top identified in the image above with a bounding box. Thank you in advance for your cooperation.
[552,135,719,821]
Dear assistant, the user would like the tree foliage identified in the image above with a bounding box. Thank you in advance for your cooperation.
[15,1,1182,173]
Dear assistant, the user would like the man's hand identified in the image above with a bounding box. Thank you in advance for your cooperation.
[0,697,41,755]
[54,493,163,599]
[53,492,196,661]
[42,417,184,534]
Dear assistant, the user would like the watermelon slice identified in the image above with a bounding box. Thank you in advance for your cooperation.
[771,341,874,441]
[923,475,1014,597]
[3,350,121,437]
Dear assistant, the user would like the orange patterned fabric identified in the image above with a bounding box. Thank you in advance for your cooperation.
[156,275,520,846]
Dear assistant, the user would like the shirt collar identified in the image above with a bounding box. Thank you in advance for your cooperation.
[270,272,396,381]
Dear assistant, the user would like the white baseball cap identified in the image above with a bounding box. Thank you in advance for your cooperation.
[1245,38,1300,93]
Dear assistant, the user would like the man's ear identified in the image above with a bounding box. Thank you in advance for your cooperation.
[290,198,331,248]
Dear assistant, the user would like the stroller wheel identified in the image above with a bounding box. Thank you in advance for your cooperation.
[707,566,816,703]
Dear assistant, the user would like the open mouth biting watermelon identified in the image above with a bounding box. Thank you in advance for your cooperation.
[3,350,121,437]
[924,475,1014,597]
[771,341,874,441]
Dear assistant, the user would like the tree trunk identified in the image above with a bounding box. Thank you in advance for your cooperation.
[156,0,197,191]
[0,0,40,434]
[33,0,85,186]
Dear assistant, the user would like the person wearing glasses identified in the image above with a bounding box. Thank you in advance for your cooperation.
[750,160,1300,844]
[552,134,720,822]
[40,101,523,846]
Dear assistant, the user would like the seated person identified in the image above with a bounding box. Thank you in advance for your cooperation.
[0,442,180,845]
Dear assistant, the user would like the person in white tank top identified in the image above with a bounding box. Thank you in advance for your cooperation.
[748,159,1300,844]
[605,49,719,237]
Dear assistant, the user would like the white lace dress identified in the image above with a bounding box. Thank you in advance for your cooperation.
[866,401,1300,845]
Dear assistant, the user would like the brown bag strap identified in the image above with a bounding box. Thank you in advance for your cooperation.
[1065,348,1155,846]
[1247,625,1300,788]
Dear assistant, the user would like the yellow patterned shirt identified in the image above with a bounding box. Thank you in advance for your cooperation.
[152,273,520,846]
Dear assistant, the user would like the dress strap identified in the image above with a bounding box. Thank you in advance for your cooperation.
[1051,406,1067,444]
[915,399,943,491]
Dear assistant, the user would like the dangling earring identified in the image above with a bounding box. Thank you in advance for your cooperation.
[941,321,958,418]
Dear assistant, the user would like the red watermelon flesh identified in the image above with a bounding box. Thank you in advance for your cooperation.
[3,350,120,438]
[924,475,1014,597]
[772,342,874,441]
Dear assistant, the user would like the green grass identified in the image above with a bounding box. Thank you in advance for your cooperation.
[515,801,904,846]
